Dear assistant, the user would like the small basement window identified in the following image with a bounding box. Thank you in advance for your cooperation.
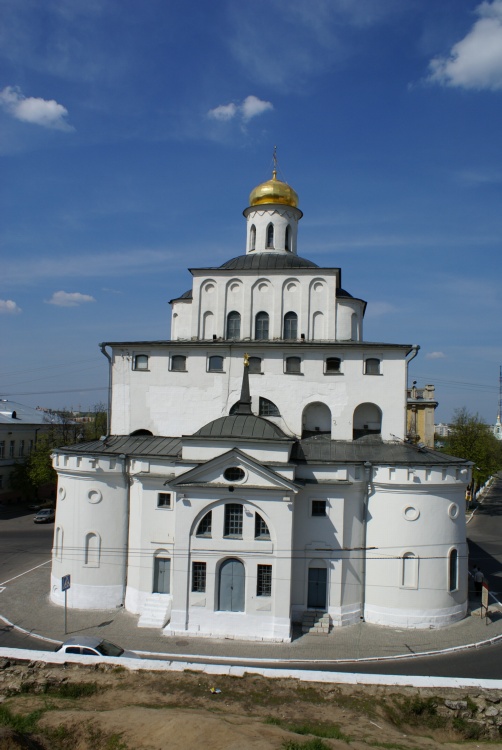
[311,500,327,517]
[133,354,149,370]
[157,493,171,508]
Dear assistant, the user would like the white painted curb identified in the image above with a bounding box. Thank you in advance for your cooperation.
[1,647,502,690]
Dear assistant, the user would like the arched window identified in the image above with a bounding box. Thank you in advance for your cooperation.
[283,311,298,339]
[302,402,331,436]
[285,225,291,251]
[54,526,63,561]
[196,511,212,537]
[365,358,381,375]
[402,552,418,588]
[255,513,270,539]
[449,548,458,592]
[250,224,256,251]
[84,532,100,567]
[266,223,274,248]
[226,311,241,339]
[255,311,269,340]
[353,402,382,439]
[259,397,280,416]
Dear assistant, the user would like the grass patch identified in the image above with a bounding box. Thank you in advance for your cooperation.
[386,696,446,731]
[265,716,350,742]
[0,704,44,733]
[18,680,98,699]
[295,686,326,704]
[452,717,484,741]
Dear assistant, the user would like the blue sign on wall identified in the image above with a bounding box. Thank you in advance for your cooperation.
[61,574,71,591]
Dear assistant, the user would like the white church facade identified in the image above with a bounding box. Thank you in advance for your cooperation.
[51,168,470,642]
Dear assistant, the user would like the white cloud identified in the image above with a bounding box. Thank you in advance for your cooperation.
[0,86,74,131]
[241,95,273,121]
[207,95,273,124]
[207,103,238,121]
[426,351,446,360]
[0,299,21,314]
[428,0,502,91]
[47,291,96,307]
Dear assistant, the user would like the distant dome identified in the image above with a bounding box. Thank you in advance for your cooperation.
[249,170,299,208]
[193,414,289,440]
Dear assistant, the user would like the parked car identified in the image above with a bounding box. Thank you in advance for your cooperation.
[33,508,55,523]
[55,636,139,659]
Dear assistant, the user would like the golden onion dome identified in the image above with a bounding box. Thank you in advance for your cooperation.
[249,169,299,208]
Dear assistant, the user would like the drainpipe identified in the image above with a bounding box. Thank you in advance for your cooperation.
[119,454,130,606]
[360,461,373,621]
[99,343,112,435]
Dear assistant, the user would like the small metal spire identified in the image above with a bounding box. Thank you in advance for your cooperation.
[272,145,278,179]
[233,354,252,415]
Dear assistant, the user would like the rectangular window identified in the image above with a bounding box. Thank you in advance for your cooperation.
[208,355,224,372]
[325,357,341,374]
[365,358,381,375]
[157,492,171,508]
[257,564,272,597]
[133,354,149,370]
[171,355,187,372]
[0,441,4,459]
[224,503,243,537]
[248,356,262,374]
[9,441,15,458]
[311,500,327,517]
[192,562,206,592]
[285,356,301,374]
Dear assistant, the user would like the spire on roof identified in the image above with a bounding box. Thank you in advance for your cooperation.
[232,354,252,415]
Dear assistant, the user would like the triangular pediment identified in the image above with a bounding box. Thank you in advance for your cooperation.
[171,448,299,493]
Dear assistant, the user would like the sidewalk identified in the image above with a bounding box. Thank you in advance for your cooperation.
[1,562,502,664]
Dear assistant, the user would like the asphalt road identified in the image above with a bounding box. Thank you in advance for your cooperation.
[1,481,502,677]
[0,505,54,650]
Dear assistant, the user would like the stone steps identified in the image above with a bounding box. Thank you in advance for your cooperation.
[138,593,171,629]
[301,609,331,635]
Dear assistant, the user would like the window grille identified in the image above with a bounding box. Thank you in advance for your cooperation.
[255,513,270,539]
[226,311,241,339]
[192,562,206,592]
[257,564,272,596]
[255,311,269,340]
[196,511,212,536]
[224,503,243,537]
[283,312,298,339]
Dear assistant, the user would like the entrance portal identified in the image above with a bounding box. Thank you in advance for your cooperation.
[308,566,327,609]
[218,558,245,612]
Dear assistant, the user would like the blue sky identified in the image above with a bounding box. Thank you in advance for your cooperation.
[1,0,502,424]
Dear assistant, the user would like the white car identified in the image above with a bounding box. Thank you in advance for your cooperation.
[55,636,139,659]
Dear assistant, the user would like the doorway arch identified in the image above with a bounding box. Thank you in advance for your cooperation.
[353,403,382,439]
[302,402,331,437]
[218,558,245,612]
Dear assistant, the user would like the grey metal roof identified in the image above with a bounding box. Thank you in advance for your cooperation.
[0,400,58,425]
[55,435,182,458]
[292,435,468,465]
[192,253,321,271]
[169,289,193,304]
[192,415,290,440]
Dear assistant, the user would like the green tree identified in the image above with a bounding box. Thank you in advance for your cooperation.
[84,401,108,441]
[443,408,502,490]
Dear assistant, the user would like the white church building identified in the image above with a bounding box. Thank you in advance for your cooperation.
[51,168,470,642]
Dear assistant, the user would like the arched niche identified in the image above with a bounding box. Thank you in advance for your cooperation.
[353,403,382,439]
[302,402,331,437]
[130,429,153,436]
